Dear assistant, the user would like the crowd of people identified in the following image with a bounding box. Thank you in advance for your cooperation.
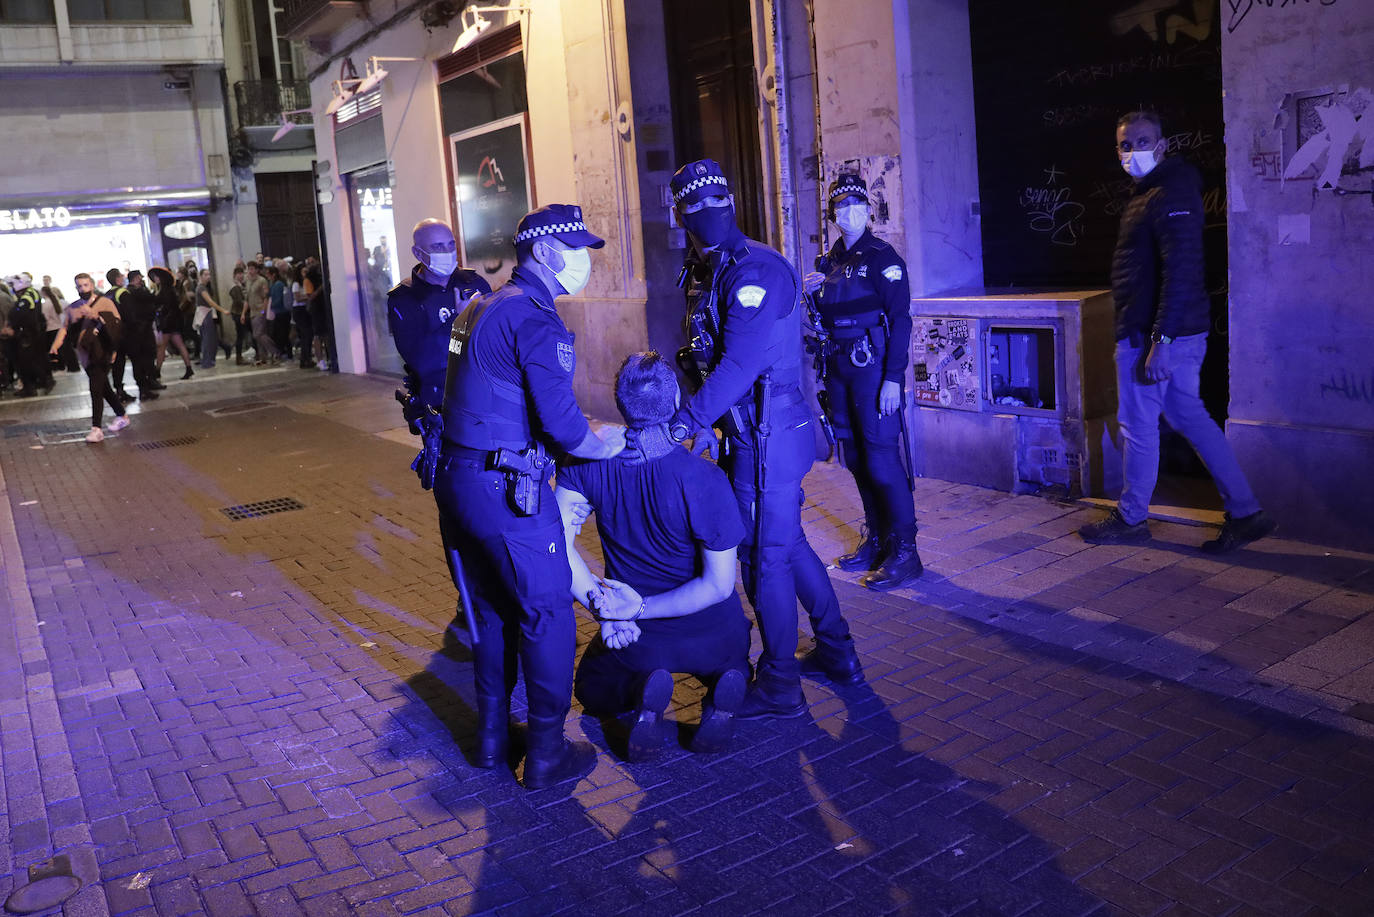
[0,252,338,442]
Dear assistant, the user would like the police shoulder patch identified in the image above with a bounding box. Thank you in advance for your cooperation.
[882,265,904,282]
[556,340,575,372]
[735,285,766,309]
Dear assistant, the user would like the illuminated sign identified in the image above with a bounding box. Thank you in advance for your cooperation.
[0,207,74,231]
[358,187,392,208]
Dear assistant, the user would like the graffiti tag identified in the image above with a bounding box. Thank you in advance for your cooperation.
[1227,0,1340,35]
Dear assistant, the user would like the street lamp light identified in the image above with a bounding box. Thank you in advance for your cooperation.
[271,107,313,143]
[451,4,529,53]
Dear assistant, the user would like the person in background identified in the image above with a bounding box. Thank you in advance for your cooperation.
[245,261,278,366]
[268,263,293,362]
[8,273,53,397]
[122,271,161,401]
[0,276,16,392]
[195,269,233,369]
[305,263,334,372]
[151,267,194,380]
[51,273,129,442]
[38,275,64,367]
[291,260,314,369]
[228,266,251,365]
[105,268,135,402]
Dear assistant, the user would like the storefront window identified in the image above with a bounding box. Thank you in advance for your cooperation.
[347,164,402,375]
[1,217,147,296]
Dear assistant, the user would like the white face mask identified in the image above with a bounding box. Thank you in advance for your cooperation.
[834,204,869,235]
[1122,145,1161,178]
[552,246,591,296]
[423,250,458,277]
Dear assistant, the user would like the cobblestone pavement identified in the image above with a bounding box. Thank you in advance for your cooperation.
[1,366,1372,916]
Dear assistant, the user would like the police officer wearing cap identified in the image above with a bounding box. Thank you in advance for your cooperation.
[387,218,491,414]
[436,203,625,789]
[667,158,863,720]
[804,174,923,591]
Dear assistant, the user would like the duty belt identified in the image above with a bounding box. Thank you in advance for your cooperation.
[438,440,498,469]
[823,309,885,339]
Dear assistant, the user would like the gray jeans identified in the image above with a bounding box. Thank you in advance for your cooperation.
[1115,333,1262,525]
[250,313,279,361]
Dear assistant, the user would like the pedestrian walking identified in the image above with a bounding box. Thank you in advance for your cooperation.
[1078,110,1275,554]
[150,267,194,380]
[50,273,130,442]
[194,269,233,368]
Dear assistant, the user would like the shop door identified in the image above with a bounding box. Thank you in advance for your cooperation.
[255,172,320,258]
[666,0,765,241]
[345,164,402,375]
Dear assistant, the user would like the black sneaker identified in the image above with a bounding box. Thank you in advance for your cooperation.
[691,669,746,754]
[1079,508,1150,545]
[627,669,673,762]
[1201,510,1276,555]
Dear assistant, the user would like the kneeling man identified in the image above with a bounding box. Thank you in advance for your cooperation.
[557,352,750,760]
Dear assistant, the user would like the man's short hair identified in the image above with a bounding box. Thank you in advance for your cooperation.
[615,351,678,428]
[74,273,92,284]
[247,261,261,271]
[1117,110,1163,134]
[265,265,279,279]
[232,266,244,276]
[105,268,122,285]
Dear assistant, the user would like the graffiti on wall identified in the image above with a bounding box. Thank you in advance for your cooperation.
[1111,0,1214,45]
[1226,0,1340,34]
[1018,165,1086,246]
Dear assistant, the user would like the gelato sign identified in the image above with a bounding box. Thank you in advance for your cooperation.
[0,207,74,231]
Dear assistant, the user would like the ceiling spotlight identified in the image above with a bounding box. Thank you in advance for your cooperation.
[324,79,359,116]
[452,11,492,53]
[356,65,389,96]
[271,107,313,143]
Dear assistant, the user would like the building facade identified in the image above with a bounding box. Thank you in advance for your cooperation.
[194,0,1374,549]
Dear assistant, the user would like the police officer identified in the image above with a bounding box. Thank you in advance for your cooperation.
[122,271,161,400]
[667,159,863,719]
[436,204,625,789]
[388,219,491,414]
[386,219,491,676]
[804,174,923,590]
[8,273,52,397]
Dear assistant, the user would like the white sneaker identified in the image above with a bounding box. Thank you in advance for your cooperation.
[85,427,104,443]
[317,360,328,371]
[107,415,130,433]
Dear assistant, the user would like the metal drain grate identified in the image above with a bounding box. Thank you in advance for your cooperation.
[136,435,199,451]
[206,399,275,417]
[219,497,305,521]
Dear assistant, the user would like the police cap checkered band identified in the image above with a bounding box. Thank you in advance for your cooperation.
[513,203,605,249]
[672,174,729,203]
[671,158,731,204]
[514,220,589,244]
[828,173,868,204]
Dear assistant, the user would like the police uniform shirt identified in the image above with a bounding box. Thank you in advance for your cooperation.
[817,228,912,383]
[558,449,746,637]
[457,266,590,453]
[387,263,492,410]
[680,226,803,434]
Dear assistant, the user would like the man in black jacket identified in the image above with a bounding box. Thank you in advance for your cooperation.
[1080,111,1274,554]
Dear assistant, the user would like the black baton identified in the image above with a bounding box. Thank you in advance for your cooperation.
[445,546,480,648]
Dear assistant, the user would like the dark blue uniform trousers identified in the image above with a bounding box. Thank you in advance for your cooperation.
[826,348,916,541]
[433,456,574,722]
[723,401,851,681]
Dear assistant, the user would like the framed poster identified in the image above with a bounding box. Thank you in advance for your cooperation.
[449,113,532,280]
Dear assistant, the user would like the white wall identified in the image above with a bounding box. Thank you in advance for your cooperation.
[0,0,223,66]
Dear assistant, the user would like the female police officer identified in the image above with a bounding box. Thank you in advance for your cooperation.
[804,174,923,591]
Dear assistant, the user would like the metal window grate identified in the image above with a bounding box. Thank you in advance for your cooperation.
[136,436,199,451]
[220,497,305,521]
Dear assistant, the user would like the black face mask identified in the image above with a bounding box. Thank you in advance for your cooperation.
[680,202,736,249]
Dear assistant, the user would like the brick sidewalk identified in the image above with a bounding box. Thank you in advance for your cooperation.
[1,370,1372,916]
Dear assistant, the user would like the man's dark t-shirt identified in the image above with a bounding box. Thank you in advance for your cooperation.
[558,448,745,638]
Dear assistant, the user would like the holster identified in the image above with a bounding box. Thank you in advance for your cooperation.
[492,443,551,516]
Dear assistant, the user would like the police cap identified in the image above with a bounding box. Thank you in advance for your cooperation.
[828,173,869,207]
[670,158,731,206]
[513,204,605,250]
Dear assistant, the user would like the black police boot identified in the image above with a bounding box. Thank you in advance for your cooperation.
[864,536,924,592]
[800,636,864,686]
[139,389,160,401]
[737,668,806,721]
[691,668,746,754]
[627,669,673,762]
[522,714,597,790]
[837,529,884,572]
[473,697,509,770]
